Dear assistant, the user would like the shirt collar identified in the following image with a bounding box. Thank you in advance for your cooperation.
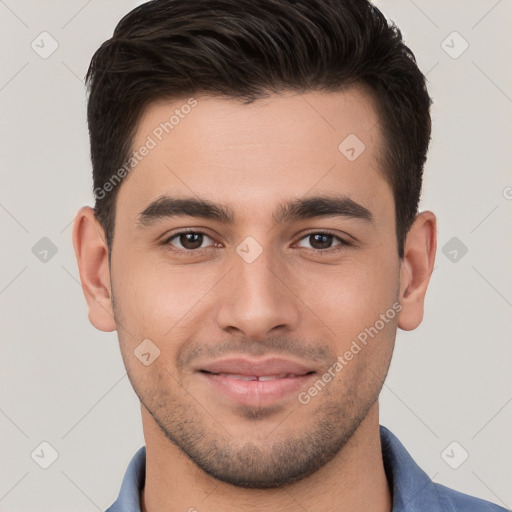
[106,426,442,512]
[105,445,146,512]
[380,425,443,511]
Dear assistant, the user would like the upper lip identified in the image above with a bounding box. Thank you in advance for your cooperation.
[197,357,316,377]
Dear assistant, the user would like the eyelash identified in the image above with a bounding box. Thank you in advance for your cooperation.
[162,229,352,256]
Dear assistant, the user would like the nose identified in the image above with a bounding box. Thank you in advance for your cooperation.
[215,243,300,341]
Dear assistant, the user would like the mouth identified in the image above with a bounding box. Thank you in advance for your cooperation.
[200,371,313,381]
[195,357,317,407]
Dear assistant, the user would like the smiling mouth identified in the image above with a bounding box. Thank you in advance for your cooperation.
[194,356,319,406]
[197,369,317,407]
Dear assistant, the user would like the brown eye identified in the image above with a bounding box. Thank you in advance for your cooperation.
[309,233,334,250]
[179,232,203,249]
[297,232,347,251]
[166,231,214,251]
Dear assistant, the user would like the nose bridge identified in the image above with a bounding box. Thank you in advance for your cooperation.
[216,239,299,338]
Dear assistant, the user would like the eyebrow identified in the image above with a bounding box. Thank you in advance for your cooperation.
[136,194,373,227]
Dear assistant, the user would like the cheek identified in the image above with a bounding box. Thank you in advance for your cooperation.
[295,255,399,339]
[112,252,217,335]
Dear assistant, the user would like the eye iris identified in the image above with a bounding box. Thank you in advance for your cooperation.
[180,232,203,249]
[310,233,333,249]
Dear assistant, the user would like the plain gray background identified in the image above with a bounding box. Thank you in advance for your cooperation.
[1,1,511,510]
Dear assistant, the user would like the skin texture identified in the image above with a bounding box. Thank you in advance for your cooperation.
[73,88,436,512]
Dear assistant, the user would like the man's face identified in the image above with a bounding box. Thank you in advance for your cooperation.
[110,88,401,487]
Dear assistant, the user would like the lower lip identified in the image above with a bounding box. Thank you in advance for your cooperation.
[199,372,316,407]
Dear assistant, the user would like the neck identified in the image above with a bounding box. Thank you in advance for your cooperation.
[140,402,391,512]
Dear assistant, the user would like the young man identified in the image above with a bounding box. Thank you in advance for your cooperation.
[72,0,507,510]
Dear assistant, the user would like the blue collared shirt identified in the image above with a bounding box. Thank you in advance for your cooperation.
[105,425,508,511]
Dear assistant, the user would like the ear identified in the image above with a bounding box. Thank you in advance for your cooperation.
[72,206,117,332]
[397,210,437,331]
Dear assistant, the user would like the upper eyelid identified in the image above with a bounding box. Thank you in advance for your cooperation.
[163,227,215,241]
[296,231,349,244]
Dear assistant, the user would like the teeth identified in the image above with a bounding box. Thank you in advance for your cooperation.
[219,373,258,381]
[258,374,289,381]
[217,373,296,381]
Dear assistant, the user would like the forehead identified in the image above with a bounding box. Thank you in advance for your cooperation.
[117,88,392,226]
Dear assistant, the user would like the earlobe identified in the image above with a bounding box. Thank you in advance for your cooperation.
[397,211,437,331]
[72,206,117,332]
